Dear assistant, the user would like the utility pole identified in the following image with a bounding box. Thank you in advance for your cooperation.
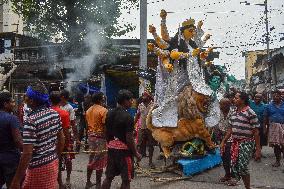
[139,0,148,95]
[265,0,269,58]
[264,0,272,98]
[240,0,272,98]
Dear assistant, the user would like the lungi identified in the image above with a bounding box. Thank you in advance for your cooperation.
[106,139,134,181]
[231,139,255,180]
[87,133,107,170]
[268,122,284,146]
[22,159,58,189]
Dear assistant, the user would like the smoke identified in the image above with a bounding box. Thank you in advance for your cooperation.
[65,24,105,91]
[46,45,64,79]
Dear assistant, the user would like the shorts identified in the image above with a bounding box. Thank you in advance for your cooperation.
[105,149,134,182]
[0,152,20,187]
[137,129,157,146]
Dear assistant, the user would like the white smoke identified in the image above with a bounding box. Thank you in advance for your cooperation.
[65,24,105,91]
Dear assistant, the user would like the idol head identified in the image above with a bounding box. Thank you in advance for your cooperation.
[181,19,196,40]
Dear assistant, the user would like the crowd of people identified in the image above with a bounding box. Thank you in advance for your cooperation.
[0,82,284,189]
[0,83,144,189]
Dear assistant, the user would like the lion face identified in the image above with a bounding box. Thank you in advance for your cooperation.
[193,91,211,113]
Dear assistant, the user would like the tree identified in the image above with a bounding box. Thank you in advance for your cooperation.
[8,0,138,54]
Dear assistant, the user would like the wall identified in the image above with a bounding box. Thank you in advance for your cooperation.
[0,0,3,32]
[271,47,284,89]
[244,50,267,87]
[0,0,25,34]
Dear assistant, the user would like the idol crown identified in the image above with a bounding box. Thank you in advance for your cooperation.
[182,18,195,27]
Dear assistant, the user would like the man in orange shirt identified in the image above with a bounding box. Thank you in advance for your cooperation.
[50,91,70,189]
[85,92,108,189]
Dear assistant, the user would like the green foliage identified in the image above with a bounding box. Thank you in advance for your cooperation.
[9,0,138,45]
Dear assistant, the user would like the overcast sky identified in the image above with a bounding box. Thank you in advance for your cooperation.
[118,0,284,79]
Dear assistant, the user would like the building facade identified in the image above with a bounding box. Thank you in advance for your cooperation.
[0,0,25,34]
[245,47,284,93]
[243,49,267,90]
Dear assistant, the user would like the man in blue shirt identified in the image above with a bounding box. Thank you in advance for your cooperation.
[249,93,267,148]
[0,92,23,188]
[264,90,284,167]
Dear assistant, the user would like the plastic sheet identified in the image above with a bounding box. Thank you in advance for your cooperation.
[177,148,222,176]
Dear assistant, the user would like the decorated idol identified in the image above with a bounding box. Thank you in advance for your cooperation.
[146,10,220,158]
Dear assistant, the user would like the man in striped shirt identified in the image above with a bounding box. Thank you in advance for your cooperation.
[10,84,65,189]
[221,92,261,189]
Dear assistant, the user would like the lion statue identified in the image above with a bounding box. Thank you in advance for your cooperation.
[147,85,215,158]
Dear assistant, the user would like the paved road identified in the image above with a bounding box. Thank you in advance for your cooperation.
[64,147,284,189]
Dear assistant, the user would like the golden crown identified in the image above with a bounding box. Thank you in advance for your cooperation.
[182,18,195,27]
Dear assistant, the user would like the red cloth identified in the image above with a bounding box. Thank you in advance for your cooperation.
[230,138,253,166]
[52,106,73,157]
[52,106,70,129]
[107,139,129,150]
[23,159,58,189]
[125,156,133,181]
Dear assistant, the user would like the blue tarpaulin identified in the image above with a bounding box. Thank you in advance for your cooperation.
[105,76,120,108]
[78,83,100,94]
[177,148,222,176]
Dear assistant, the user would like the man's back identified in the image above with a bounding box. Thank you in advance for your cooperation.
[0,111,21,153]
[52,106,70,129]
[23,107,62,168]
[86,104,107,134]
[105,107,134,144]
